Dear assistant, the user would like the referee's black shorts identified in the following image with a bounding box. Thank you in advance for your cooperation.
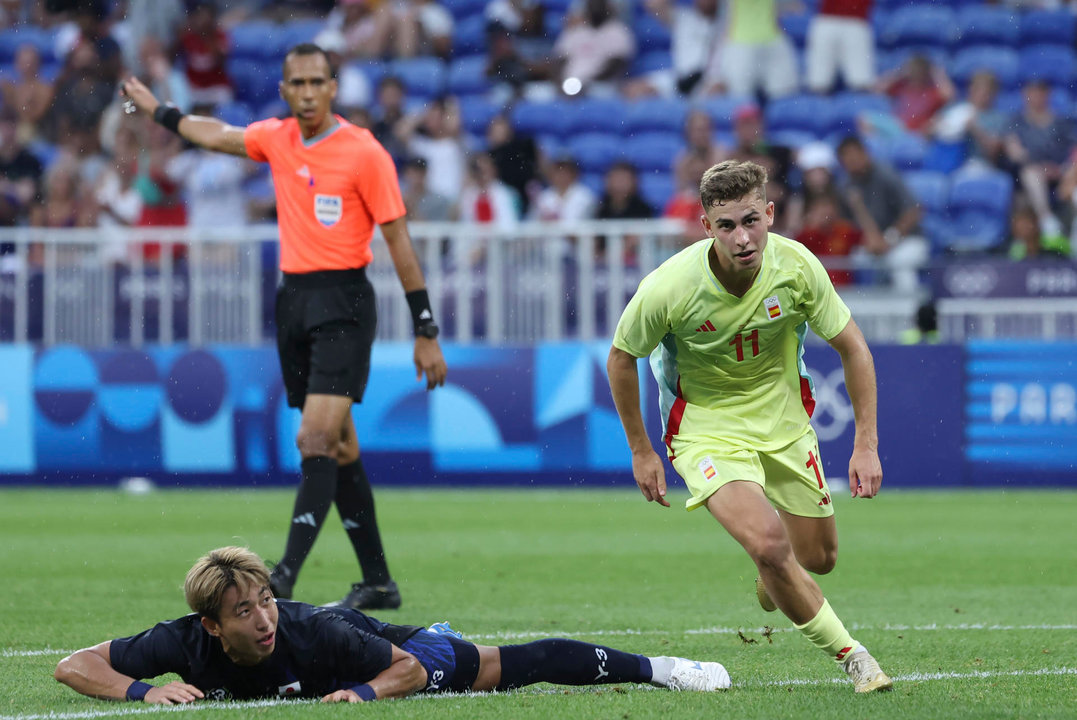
[275,268,377,409]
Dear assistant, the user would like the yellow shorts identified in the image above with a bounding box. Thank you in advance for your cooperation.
[670,427,835,517]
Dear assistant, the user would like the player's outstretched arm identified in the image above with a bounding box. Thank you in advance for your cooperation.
[380,217,447,390]
[320,645,426,702]
[119,77,250,158]
[827,318,883,499]
[607,346,669,507]
[54,641,204,704]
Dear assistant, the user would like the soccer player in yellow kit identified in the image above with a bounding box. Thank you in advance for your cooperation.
[607,160,892,693]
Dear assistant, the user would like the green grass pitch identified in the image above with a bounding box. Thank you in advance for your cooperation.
[2,486,1075,720]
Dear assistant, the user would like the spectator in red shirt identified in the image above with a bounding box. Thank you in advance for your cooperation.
[795,192,862,286]
[177,0,233,107]
[877,53,954,136]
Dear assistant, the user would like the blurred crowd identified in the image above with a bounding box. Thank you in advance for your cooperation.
[1,0,1076,293]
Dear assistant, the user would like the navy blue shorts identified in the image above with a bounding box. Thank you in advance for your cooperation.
[400,631,480,693]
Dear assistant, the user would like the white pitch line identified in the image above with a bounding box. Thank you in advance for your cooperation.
[1,668,1073,720]
[4,622,1076,658]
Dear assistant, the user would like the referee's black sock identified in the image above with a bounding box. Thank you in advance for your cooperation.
[279,456,337,576]
[495,639,651,690]
[335,458,391,585]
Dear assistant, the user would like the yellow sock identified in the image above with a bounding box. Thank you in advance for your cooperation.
[794,598,860,664]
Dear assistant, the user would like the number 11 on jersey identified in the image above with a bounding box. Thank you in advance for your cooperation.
[729,329,759,362]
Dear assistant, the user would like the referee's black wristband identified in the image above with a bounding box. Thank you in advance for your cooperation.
[126,680,154,701]
[152,104,185,134]
[405,289,435,331]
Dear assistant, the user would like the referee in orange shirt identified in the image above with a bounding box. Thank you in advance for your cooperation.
[121,43,447,611]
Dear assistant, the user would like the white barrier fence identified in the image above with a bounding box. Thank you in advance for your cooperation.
[1,222,1075,346]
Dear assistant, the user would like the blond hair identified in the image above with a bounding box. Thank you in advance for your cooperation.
[699,160,768,211]
[183,547,270,621]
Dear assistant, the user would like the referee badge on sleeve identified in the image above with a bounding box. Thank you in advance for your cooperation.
[764,295,783,320]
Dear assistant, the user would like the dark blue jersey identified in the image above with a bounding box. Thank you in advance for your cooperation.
[109,601,423,700]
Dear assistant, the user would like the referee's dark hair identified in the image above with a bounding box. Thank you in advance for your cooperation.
[282,43,337,79]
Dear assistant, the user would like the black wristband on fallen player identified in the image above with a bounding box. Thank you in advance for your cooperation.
[152,104,184,134]
[405,289,434,330]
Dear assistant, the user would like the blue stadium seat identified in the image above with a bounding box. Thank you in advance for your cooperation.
[448,55,488,95]
[949,168,1013,218]
[229,20,285,61]
[621,132,684,173]
[453,14,486,57]
[510,99,572,137]
[226,58,281,106]
[389,57,447,99]
[581,172,605,197]
[567,132,623,174]
[1019,9,1076,48]
[920,212,951,256]
[949,46,1019,90]
[635,14,672,53]
[953,6,1019,48]
[877,5,956,49]
[638,171,675,212]
[214,101,255,127]
[257,98,290,119]
[622,97,688,135]
[1018,44,1077,88]
[768,130,816,150]
[947,211,1009,253]
[441,0,487,20]
[902,170,950,215]
[823,92,894,137]
[631,50,672,76]
[458,95,502,134]
[780,12,812,49]
[864,132,927,171]
[563,97,629,135]
[996,86,1073,118]
[0,25,56,63]
[28,139,59,169]
[280,18,326,50]
[764,94,829,138]
[696,95,755,131]
[345,60,387,90]
[876,46,950,76]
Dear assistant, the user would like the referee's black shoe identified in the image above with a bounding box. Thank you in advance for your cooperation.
[325,580,401,610]
[268,563,295,600]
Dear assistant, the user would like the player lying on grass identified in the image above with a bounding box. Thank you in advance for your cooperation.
[55,546,730,704]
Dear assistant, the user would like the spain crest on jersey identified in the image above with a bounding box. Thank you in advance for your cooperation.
[764,294,783,320]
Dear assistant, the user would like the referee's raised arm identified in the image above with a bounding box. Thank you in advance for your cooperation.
[119,76,250,158]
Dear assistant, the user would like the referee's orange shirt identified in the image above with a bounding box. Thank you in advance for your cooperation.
[244,116,406,273]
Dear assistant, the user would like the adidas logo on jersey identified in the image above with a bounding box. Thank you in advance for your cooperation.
[694,320,717,333]
[295,165,311,177]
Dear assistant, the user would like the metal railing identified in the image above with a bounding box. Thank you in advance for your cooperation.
[2,223,1076,346]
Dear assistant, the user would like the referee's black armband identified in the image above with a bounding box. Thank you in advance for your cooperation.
[405,289,435,331]
[126,680,154,701]
[152,104,185,134]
